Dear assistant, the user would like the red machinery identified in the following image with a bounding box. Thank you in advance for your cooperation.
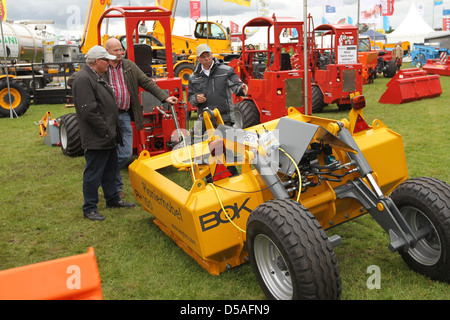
[97,6,187,156]
[59,6,188,158]
[309,24,364,113]
[423,52,450,76]
[228,14,311,128]
[227,18,364,128]
[357,36,397,84]
[378,68,442,104]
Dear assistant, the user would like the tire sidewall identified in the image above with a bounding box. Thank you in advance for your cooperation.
[0,79,30,117]
[247,218,300,300]
[391,178,450,281]
[247,199,341,300]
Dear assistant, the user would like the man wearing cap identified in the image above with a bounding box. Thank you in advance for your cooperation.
[104,38,178,199]
[72,45,135,221]
[188,43,248,126]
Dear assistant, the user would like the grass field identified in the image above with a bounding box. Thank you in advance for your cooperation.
[0,68,449,300]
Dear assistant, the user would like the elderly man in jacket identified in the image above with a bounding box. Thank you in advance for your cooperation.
[104,38,178,198]
[72,45,135,221]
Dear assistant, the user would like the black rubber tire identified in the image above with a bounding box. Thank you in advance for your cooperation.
[390,177,450,283]
[247,199,341,300]
[174,62,194,89]
[58,113,84,157]
[311,85,325,113]
[383,60,397,78]
[234,99,260,129]
[0,79,30,118]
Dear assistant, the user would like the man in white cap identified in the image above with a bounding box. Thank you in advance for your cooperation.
[188,44,247,179]
[72,45,135,221]
[188,43,248,126]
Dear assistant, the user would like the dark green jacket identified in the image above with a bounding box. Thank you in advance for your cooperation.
[105,59,169,131]
[72,65,120,150]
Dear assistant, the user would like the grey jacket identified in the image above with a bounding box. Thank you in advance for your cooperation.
[105,59,169,131]
[72,65,121,150]
[188,58,245,124]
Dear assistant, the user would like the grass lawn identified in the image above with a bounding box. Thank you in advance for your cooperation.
[0,67,449,300]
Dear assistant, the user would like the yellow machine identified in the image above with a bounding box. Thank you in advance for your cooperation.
[153,0,233,56]
[129,95,450,299]
[151,0,236,87]
[80,0,112,54]
[79,0,235,87]
[384,41,411,55]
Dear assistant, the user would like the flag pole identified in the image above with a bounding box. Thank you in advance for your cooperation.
[206,0,209,45]
[303,0,309,115]
[357,0,360,43]
[432,1,435,30]
[0,17,16,119]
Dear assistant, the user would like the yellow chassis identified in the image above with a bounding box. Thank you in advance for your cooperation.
[129,107,408,275]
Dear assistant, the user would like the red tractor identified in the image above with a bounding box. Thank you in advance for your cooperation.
[59,6,187,157]
[358,35,397,84]
[228,15,312,129]
[307,23,364,113]
[229,18,364,127]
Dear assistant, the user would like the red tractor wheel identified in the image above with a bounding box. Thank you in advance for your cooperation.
[234,100,260,129]
[311,85,325,113]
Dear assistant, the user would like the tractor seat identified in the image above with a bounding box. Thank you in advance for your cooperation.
[280,52,292,71]
[133,43,153,76]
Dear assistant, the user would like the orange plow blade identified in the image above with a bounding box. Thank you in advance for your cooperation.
[379,68,442,104]
[0,247,103,300]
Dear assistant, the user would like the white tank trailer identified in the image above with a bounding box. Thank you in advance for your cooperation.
[0,22,43,63]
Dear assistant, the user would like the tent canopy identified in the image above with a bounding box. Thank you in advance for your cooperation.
[386,2,434,45]
[362,30,387,42]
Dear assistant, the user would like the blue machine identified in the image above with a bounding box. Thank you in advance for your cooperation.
[410,43,450,67]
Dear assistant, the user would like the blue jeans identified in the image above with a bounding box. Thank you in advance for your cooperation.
[116,112,133,193]
[82,148,121,214]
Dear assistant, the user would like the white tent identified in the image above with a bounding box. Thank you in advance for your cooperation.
[245,28,293,50]
[245,30,269,49]
[386,2,434,45]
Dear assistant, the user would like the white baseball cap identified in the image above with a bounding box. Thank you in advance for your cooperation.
[196,44,212,57]
[86,45,116,60]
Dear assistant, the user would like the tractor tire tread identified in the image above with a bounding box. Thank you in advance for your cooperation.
[247,199,341,299]
[59,113,84,157]
[390,177,450,282]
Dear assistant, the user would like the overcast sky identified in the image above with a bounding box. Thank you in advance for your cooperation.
[5,0,449,37]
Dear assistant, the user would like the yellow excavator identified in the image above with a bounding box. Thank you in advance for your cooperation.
[79,0,236,87]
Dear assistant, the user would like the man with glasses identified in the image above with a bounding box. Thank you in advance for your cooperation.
[72,45,135,221]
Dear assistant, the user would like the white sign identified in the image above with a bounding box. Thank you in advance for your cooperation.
[0,36,19,58]
[337,45,357,64]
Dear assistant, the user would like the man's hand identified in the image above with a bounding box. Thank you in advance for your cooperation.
[165,96,178,104]
[196,93,207,104]
[242,83,248,96]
